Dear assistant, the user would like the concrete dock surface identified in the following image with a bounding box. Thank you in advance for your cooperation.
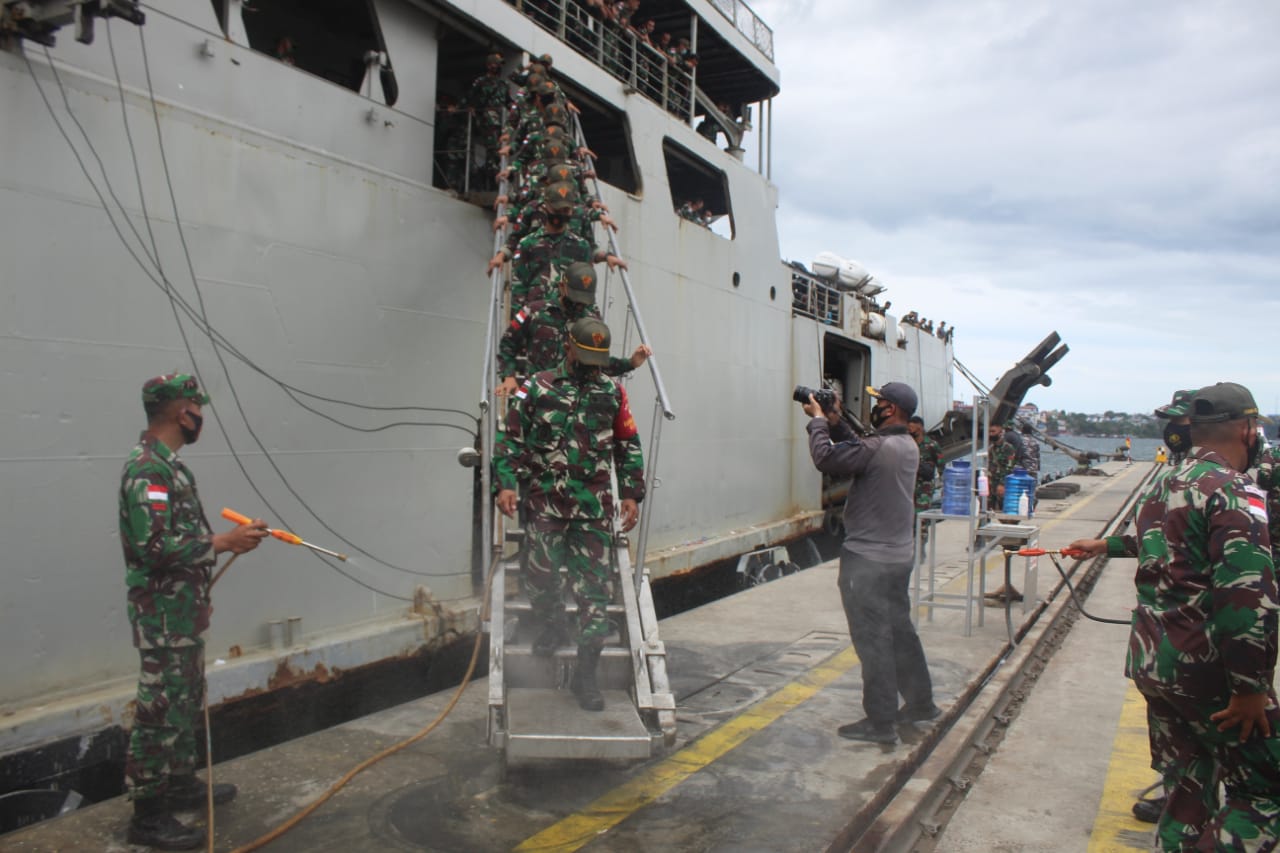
[3,461,1162,852]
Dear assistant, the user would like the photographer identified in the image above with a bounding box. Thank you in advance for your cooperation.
[803,382,938,745]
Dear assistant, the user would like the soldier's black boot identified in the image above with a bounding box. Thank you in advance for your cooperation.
[570,643,605,711]
[164,773,238,810]
[127,797,205,850]
[532,616,567,657]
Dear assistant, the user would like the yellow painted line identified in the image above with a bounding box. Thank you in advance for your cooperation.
[513,646,860,852]
[1087,683,1159,852]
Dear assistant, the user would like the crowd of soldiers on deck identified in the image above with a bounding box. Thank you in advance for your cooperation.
[900,311,954,342]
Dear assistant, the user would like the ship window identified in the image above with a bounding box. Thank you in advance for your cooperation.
[556,82,640,195]
[237,0,397,103]
[662,139,732,239]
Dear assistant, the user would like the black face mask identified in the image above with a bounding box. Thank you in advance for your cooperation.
[1246,431,1262,470]
[180,411,204,445]
[870,405,890,429]
[571,361,599,381]
[1162,422,1190,456]
[545,213,567,229]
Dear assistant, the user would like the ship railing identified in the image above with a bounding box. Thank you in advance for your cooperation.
[706,0,774,62]
[570,114,675,596]
[479,117,517,568]
[509,0,694,120]
[790,269,843,328]
[434,111,500,196]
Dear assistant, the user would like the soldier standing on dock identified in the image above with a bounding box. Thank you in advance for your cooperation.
[493,319,645,712]
[119,374,267,850]
[1122,382,1280,850]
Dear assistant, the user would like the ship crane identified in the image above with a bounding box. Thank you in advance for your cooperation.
[0,0,143,47]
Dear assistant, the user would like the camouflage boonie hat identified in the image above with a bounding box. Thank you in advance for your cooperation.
[561,262,597,304]
[568,317,611,366]
[1154,389,1194,419]
[142,373,209,407]
[1189,382,1272,423]
[542,181,579,213]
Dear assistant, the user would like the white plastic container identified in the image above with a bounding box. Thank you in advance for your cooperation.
[812,251,842,280]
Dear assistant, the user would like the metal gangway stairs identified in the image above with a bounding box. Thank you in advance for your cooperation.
[475,107,676,765]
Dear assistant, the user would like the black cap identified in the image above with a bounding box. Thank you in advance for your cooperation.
[866,382,918,417]
[1189,382,1272,424]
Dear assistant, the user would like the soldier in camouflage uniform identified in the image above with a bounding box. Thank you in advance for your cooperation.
[487,181,625,307]
[1117,383,1280,850]
[908,416,940,558]
[1157,389,1195,466]
[120,374,267,850]
[983,422,1023,604]
[495,261,649,396]
[1254,442,1280,562]
[462,53,510,177]
[493,319,645,711]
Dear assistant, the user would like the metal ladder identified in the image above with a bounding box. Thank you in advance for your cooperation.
[477,103,675,764]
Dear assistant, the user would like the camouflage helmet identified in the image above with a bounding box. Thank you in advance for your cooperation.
[542,100,568,128]
[561,261,598,304]
[541,180,579,213]
[142,373,209,408]
[1154,389,1195,419]
[568,317,611,366]
[544,160,578,184]
[539,53,554,68]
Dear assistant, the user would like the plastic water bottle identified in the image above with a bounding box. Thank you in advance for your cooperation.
[941,460,971,515]
[977,470,989,499]
[1017,492,1030,517]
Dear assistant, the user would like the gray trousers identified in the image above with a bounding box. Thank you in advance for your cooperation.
[838,549,934,724]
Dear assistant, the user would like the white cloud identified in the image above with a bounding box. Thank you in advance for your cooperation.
[749,0,1280,412]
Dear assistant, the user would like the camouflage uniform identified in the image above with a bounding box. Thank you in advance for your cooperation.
[914,435,941,512]
[462,71,508,173]
[498,299,633,380]
[1127,446,1280,851]
[988,435,1018,489]
[508,225,596,306]
[1253,443,1280,561]
[493,364,645,644]
[119,387,216,803]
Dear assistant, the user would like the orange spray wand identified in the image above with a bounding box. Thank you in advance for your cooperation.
[221,508,349,561]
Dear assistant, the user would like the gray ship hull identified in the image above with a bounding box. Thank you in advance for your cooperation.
[0,0,956,790]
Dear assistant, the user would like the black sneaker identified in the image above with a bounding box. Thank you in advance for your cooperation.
[897,703,943,723]
[837,718,898,744]
[1132,795,1166,824]
[127,813,205,850]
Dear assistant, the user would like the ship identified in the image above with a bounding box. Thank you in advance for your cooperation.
[0,0,1064,811]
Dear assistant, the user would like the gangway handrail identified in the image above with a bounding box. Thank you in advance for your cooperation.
[569,118,675,422]
[569,114,674,592]
[479,112,515,568]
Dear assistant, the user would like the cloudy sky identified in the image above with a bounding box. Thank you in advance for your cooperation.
[747,0,1280,415]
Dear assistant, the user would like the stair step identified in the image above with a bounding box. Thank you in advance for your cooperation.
[504,600,626,615]
[505,687,652,760]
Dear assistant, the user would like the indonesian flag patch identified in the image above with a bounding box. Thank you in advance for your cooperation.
[515,379,532,400]
[1245,485,1268,521]
[509,307,529,330]
[147,484,169,510]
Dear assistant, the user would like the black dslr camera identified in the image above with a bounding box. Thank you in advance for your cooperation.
[793,384,836,413]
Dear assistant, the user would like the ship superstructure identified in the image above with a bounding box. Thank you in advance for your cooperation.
[0,0,1013,804]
